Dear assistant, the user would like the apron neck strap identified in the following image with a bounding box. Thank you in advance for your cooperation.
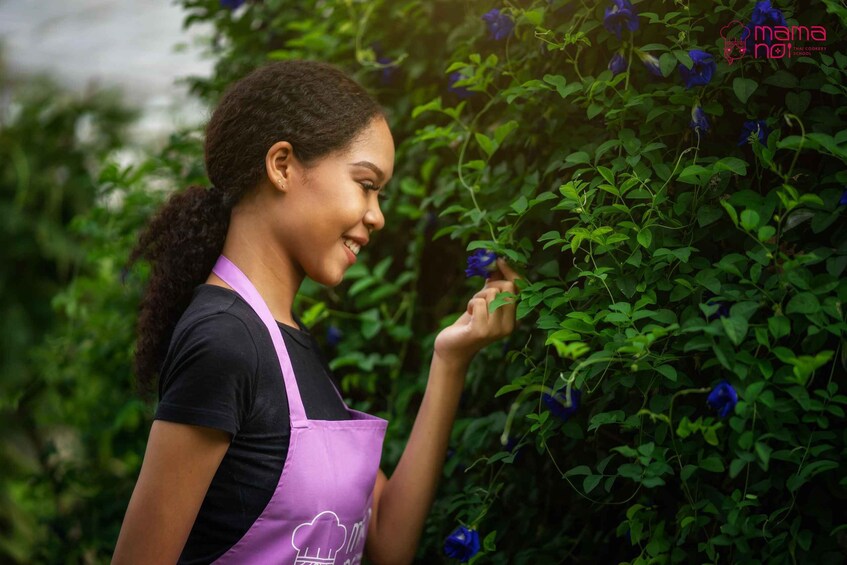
[212,254,307,423]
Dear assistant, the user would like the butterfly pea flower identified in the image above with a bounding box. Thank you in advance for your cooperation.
[751,0,787,27]
[604,0,639,40]
[636,50,663,77]
[543,386,582,421]
[326,325,343,347]
[370,41,398,86]
[839,188,847,206]
[703,290,730,320]
[745,0,788,53]
[448,71,474,99]
[707,379,738,418]
[465,249,498,279]
[220,0,245,10]
[679,50,716,89]
[443,525,481,562]
[690,104,710,134]
[737,119,771,146]
[609,52,627,76]
[481,8,515,41]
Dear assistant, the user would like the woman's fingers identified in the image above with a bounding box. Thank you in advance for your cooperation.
[469,296,490,331]
[467,287,500,313]
[487,257,523,284]
[466,286,515,337]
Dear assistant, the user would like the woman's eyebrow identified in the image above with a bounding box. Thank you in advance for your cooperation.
[349,160,387,182]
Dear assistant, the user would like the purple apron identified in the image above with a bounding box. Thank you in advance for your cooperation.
[210,255,388,565]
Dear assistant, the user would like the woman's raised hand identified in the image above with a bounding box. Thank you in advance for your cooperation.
[433,257,522,368]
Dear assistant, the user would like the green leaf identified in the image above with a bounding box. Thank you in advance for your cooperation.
[475,132,496,157]
[678,164,710,184]
[655,364,678,382]
[758,225,776,241]
[786,91,811,116]
[700,457,725,473]
[588,410,626,431]
[659,52,677,76]
[785,292,820,315]
[637,228,652,248]
[511,195,528,214]
[583,475,602,494]
[721,316,748,346]
[714,157,748,176]
[565,465,592,476]
[740,209,760,231]
[697,205,723,227]
[565,151,591,165]
[729,458,747,478]
[720,199,739,227]
[768,316,790,339]
[733,78,758,104]
[493,120,519,145]
[755,442,773,469]
[483,530,497,551]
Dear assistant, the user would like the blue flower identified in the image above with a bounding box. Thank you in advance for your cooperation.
[737,119,770,146]
[637,51,663,77]
[377,57,397,85]
[425,210,439,233]
[706,301,730,321]
[444,526,481,562]
[604,0,639,40]
[448,71,474,99]
[542,386,582,421]
[751,0,787,27]
[690,105,710,134]
[707,380,738,418]
[609,53,627,76]
[220,0,245,10]
[465,249,498,278]
[481,8,515,41]
[745,1,788,54]
[326,325,343,347]
[370,42,398,85]
[679,50,716,89]
[839,188,847,206]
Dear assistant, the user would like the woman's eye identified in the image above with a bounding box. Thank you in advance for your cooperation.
[361,182,387,199]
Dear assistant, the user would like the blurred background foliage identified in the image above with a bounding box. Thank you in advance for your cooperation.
[2,0,846,563]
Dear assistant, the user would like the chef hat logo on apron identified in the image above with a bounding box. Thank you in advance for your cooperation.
[292,511,346,565]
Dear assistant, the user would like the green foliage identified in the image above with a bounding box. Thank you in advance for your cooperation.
[0,62,138,562]
[8,0,847,563]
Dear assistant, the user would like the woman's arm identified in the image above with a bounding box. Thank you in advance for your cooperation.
[365,258,520,564]
[112,420,231,564]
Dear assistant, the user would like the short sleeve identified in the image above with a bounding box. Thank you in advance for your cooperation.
[155,312,259,436]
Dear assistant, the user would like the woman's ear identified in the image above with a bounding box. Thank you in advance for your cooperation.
[265,141,295,193]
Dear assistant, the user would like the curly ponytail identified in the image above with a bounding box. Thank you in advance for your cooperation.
[129,59,386,393]
[128,185,231,393]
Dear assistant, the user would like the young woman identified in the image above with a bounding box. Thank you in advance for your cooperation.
[112,59,519,565]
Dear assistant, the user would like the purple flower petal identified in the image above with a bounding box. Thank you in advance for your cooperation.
[443,526,481,562]
[707,380,738,418]
[465,249,498,278]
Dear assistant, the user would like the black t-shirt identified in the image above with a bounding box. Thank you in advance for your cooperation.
[155,284,351,564]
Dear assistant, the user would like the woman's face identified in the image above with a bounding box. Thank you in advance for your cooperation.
[268,117,395,287]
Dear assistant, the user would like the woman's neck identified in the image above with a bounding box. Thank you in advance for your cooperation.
[206,200,304,328]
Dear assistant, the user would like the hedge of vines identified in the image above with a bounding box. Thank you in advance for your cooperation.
[8,0,847,563]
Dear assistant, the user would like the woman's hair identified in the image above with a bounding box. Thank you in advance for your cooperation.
[128,59,387,394]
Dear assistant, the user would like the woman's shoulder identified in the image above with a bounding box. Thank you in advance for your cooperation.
[175,284,264,338]
[164,285,265,371]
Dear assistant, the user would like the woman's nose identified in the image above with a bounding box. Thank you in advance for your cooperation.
[365,199,385,233]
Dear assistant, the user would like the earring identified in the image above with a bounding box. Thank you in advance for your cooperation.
[277,178,286,189]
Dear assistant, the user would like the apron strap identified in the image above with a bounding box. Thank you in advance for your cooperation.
[212,255,308,425]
